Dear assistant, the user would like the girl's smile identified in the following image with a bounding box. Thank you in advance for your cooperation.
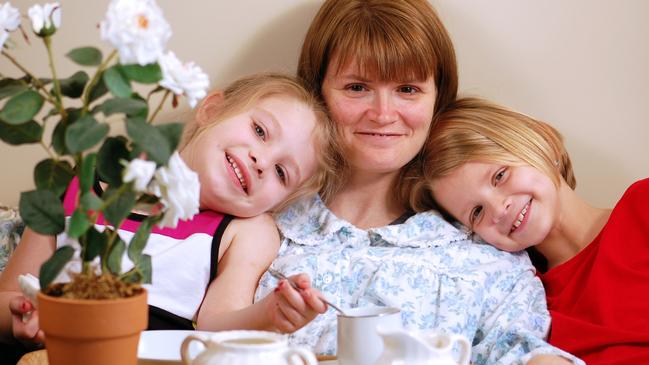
[225,153,250,194]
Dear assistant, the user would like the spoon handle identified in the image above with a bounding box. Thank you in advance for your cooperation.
[268,268,347,316]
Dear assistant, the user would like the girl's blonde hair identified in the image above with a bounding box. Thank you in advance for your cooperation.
[297,0,458,207]
[415,97,576,212]
[180,73,339,212]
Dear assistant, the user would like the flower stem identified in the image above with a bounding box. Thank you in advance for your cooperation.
[43,36,67,120]
[147,90,170,123]
[1,50,59,107]
[81,50,117,114]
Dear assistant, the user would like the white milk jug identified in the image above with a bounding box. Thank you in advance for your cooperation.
[374,327,471,365]
[180,330,317,365]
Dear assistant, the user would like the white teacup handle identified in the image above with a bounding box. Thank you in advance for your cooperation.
[180,334,209,365]
[449,334,471,365]
[284,346,318,365]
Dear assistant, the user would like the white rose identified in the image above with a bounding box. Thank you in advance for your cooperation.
[0,2,21,49]
[122,158,157,192]
[150,152,200,228]
[159,51,210,108]
[18,274,40,307]
[100,0,171,66]
[27,2,61,36]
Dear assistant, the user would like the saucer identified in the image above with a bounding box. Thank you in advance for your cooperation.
[138,330,213,361]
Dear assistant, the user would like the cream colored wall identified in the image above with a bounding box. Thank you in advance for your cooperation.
[1,0,647,208]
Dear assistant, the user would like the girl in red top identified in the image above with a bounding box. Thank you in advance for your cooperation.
[421,97,649,364]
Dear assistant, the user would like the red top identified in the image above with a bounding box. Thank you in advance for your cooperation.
[540,178,649,364]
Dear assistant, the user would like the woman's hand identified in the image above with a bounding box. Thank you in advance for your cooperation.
[9,296,45,346]
[265,273,327,333]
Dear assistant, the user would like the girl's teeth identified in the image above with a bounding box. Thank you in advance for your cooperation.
[227,155,247,190]
[511,202,530,232]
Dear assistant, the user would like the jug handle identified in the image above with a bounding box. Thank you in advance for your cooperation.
[180,334,209,365]
[450,334,471,365]
[284,346,318,365]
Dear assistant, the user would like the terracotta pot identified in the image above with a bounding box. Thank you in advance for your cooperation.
[37,289,148,365]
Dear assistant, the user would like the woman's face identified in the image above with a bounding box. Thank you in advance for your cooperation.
[321,58,437,174]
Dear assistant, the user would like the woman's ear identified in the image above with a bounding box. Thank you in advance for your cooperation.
[196,91,224,126]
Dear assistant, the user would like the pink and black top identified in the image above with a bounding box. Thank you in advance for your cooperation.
[59,177,233,330]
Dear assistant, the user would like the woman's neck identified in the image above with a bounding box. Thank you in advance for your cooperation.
[327,170,404,229]
[536,182,611,269]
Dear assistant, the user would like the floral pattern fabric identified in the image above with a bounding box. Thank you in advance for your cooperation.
[0,205,23,273]
[255,195,582,365]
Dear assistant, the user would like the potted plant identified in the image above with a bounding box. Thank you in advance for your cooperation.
[0,0,206,364]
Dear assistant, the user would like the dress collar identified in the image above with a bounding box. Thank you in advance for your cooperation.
[274,195,468,248]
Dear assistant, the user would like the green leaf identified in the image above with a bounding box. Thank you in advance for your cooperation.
[97,97,147,117]
[51,109,82,155]
[103,66,132,98]
[0,120,43,145]
[67,209,91,238]
[156,122,184,152]
[66,47,103,66]
[0,79,28,101]
[120,63,162,84]
[103,186,136,227]
[39,246,74,290]
[65,115,109,154]
[34,159,74,197]
[107,236,126,275]
[19,190,65,235]
[80,192,103,211]
[0,90,44,125]
[139,254,152,284]
[127,218,153,263]
[126,117,171,165]
[82,227,107,261]
[122,254,152,284]
[97,136,129,186]
[79,153,97,193]
[59,71,89,99]
[51,120,68,155]
[88,76,108,104]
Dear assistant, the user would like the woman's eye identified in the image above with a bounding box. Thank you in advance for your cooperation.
[399,85,418,94]
[347,84,366,92]
[253,123,266,140]
[470,206,483,225]
[275,165,287,184]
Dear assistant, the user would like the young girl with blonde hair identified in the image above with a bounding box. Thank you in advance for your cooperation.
[423,97,649,363]
[0,73,336,349]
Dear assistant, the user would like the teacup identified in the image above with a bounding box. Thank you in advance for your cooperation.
[337,306,402,365]
[180,330,317,365]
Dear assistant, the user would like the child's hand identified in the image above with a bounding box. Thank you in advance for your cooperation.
[266,273,327,333]
[9,296,45,346]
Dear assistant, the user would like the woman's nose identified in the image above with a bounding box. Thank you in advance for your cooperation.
[369,90,398,124]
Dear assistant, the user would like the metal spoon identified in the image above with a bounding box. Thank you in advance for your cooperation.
[268,268,347,316]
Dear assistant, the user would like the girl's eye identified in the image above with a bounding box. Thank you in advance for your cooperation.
[470,206,483,226]
[275,165,287,184]
[398,85,419,94]
[493,167,507,185]
[253,123,266,140]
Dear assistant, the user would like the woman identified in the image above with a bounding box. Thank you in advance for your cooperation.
[254,1,580,364]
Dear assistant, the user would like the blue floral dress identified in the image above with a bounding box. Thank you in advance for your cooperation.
[255,195,582,364]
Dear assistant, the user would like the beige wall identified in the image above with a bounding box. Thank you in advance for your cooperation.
[1,0,647,208]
